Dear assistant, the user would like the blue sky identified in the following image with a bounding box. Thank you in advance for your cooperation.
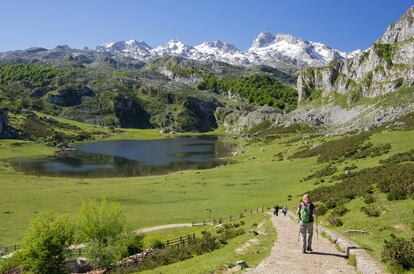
[0,0,412,52]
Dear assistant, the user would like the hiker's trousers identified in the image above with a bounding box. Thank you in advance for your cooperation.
[299,221,313,251]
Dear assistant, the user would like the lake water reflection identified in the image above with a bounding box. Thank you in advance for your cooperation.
[11,136,235,178]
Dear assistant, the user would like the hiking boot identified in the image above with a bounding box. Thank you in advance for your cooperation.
[306,248,313,252]
[302,249,307,254]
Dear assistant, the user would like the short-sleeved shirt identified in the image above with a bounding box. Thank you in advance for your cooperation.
[297,201,315,222]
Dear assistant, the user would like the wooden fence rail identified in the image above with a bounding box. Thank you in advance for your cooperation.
[1,206,271,257]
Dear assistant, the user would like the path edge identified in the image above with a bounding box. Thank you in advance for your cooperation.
[288,212,387,274]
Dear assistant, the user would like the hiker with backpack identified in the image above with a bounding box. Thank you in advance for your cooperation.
[296,194,316,253]
[273,204,280,216]
[282,205,288,216]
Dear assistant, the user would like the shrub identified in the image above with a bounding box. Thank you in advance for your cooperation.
[360,205,381,217]
[20,212,74,274]
[303,165,337,181]
[115,233,144,259]
[151,239,165,249]
[77,197,125,244]
[387,188,407,201]
[382,234,414,269]
[332,205,348,217]
[191,231,219,255]
[77,197,126,267]
[292,133,369,163]
[326,213,343,227]
[363,194,376,204]
[309,163,414,206]
[0,252,23,274]
[84,241,119,268]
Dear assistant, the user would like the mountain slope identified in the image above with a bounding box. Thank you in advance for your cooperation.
[282,5,414,134]
[297,5,414,103]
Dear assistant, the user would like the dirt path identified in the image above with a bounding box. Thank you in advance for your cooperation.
[245,215,356,274]
[135,223,194,233]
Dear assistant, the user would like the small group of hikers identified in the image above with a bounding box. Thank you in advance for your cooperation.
[274,193,316,254]
[272,204,288,216]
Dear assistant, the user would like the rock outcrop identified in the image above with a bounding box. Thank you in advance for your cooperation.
[297,5,414,103]
[215,106,282,134]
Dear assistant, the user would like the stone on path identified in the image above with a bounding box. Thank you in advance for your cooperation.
[245,214,356,274]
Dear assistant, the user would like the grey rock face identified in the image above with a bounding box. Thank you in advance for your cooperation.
[380,6,414,44]
[297,5,414,103]
[215,106,282,134]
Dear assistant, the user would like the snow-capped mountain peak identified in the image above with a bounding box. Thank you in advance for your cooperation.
[151,39,196,58]
[251,32,276,48]
[195,40,240,53]
[97,32,358,68]
[96,39,152,59]
[248,32,348,67]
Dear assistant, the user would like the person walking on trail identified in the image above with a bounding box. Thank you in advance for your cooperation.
[282,205,288,216]
[296,194,316,253]
[273,204,280,216]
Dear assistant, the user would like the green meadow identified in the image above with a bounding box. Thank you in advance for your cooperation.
[0,116,413,272]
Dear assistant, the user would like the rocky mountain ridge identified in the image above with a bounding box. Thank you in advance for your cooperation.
[96,32,356,69]
[297,5,414,104]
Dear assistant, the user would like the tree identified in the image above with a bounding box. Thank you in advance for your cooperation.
[20,212,74,274]
[77,197,126,267]
[77,196,125,244]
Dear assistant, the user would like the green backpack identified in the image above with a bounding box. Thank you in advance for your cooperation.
[300,202,311,223]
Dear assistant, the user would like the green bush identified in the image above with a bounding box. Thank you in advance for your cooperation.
[84,241,119,268]
[77,197,125,244]
[292,133,370,163]
[380,149,414,164]
[115,233,144,259]
[303,165,337,181]
[332,205,348,217]
[382,234,414,270]
[0,252,23,273]
[360,205,381,217]
[309,163,414,206]
[387,188,408,201]
[77,197,126,267]
[151,239,165,249]
[20,212,74,274]
[363,194,376,204]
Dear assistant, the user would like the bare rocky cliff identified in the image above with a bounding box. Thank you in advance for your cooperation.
[297,5,414,104]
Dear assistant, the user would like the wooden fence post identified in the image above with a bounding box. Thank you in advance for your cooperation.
[256,208,259,213]
[229,215,232,221]
[250,209,253,215]
[192,221,194,227]
[261,207,264,213]
[213,219,216,225]
[166,240,169,246]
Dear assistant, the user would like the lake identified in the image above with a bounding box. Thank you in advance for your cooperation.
[10,136,235,178]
